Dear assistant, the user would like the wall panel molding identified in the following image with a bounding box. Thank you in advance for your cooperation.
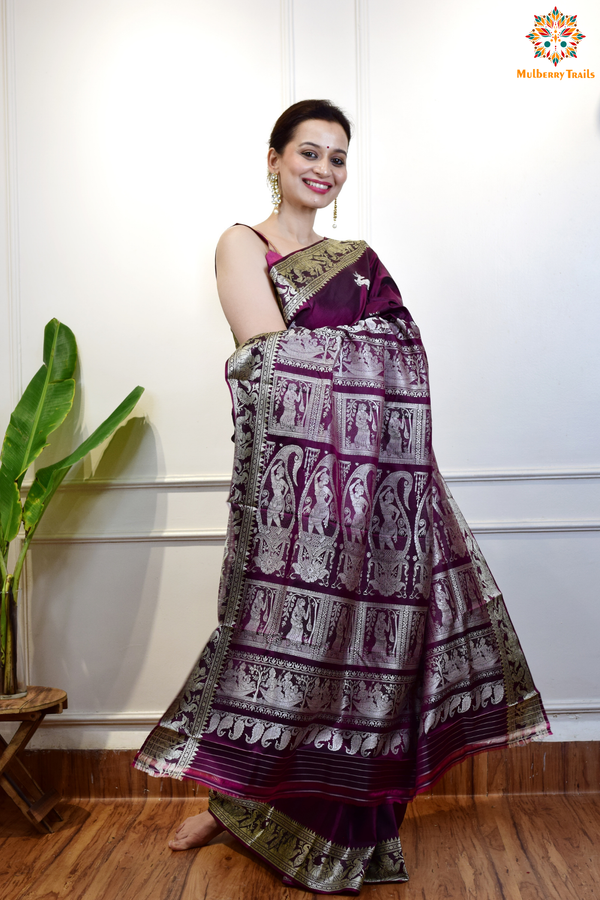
[23,468,600,493]
[36,699,600,729]
[25,467,600,494]
[32,529,228,544]
[31,518,600,545]
[354,0,371,241]
[1,0,28,683]
[443,468,600,484]
[46,475,233,492]
[471,520,600,534]
[1,0,21,406]
[280,0,295,109]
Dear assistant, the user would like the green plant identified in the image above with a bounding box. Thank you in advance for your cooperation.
[0,318,144,695]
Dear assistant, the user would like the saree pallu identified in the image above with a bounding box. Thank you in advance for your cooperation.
[135,238,550,893]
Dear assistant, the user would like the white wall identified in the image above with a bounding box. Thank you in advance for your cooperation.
[0,0,598,748]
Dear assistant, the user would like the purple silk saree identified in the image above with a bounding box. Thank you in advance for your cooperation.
[135,237,550,893]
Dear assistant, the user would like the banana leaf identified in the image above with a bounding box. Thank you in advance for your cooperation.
[0,319,77,549]
[22,385,145,537]
[0,315,145,696]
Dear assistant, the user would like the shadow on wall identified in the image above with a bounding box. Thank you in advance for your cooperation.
[29,417,167,714]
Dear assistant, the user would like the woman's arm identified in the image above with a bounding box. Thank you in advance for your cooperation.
[216,226,287,345]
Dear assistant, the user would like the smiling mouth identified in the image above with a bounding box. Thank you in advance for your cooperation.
[303,179,332,194]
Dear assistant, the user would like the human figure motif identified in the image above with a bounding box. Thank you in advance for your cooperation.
[261,667,281,703]
[372,611,391,654]
[331,606,350,652]
[218,660,238,694]
[346,480,368,543]
[407,614,426,658]
[379,487,400,549]
[386,409,410,458]
[305,676,331,711]
[280,671,303,704]
[343,340,379,375]
[370,683,393,715]
[287,597,312,643]
[434,581,454,628]
[352,402,374,450]
[472,638,497,671]
[279,381,305,428]
[294,331,322,358]
[307,469,333,535]
[266,460,288,527]
[220,662,254,696]
[247,589,268,633]
[445,650,470,685]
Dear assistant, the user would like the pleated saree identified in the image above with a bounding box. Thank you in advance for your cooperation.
[135,234,550,893]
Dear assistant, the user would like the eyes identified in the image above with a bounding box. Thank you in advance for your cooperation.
[301,150,346,167]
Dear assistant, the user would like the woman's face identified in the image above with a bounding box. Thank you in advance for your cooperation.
[268,119,348,213]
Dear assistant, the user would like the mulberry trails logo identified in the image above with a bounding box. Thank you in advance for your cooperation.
[519,7,593,79]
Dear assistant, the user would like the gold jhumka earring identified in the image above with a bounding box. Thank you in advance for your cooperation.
[268,171,282,214]
[332,197,338,229]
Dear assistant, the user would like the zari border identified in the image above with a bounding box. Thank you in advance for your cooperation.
[166,332,283,776]
[363,837,410,885]
[271,240,368,323]
[441,475,550,742]
[208,791,409,893]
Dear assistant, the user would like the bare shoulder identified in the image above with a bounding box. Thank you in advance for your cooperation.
[217,224,265,259]
[215,224,285,344]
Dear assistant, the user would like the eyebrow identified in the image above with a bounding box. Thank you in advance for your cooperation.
[299,141,347,156]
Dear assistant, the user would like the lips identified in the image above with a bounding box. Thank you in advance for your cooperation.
[303,179,332,194]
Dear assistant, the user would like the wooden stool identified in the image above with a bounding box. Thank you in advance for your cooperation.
[0,686,68,833]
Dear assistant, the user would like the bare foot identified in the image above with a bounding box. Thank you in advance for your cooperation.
[168,809,224,851]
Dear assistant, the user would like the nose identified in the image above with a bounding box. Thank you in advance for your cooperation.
[313,158,332,177]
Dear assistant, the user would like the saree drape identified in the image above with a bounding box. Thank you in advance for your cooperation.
[135,238,550,893]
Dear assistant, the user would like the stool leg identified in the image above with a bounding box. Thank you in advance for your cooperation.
[0,739,63,821]
[0,718,45,777]
[0,772,54,833]
[0,715,63,832]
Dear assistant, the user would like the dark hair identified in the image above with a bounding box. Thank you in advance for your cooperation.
[269,99,352,153]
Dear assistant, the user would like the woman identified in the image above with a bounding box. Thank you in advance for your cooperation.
[135,100,550,894]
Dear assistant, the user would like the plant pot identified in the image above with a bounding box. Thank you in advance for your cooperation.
[0,586,27,699]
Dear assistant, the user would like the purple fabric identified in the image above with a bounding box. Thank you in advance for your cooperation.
[272,795,407,845]
[135,238,550,810]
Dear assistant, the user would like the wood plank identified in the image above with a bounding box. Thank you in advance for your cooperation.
[564,741,600,793]
[0,687,67,716]
[29,788,61,822]
[9,742,600,806]
[18,750,208,801]
[0,774,51,835]
[1,793,599,900]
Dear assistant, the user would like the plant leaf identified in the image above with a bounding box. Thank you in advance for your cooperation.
[43,317,77,379]
[22,386,145,532]
[0,473,20,557]
[0,319,77,544]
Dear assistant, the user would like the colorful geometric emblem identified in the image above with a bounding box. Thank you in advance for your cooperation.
[526,7,585,66]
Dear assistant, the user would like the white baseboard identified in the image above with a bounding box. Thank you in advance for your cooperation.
[1,704,597,750]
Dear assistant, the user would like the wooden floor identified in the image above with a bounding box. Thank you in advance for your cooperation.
[2,792,599,899]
